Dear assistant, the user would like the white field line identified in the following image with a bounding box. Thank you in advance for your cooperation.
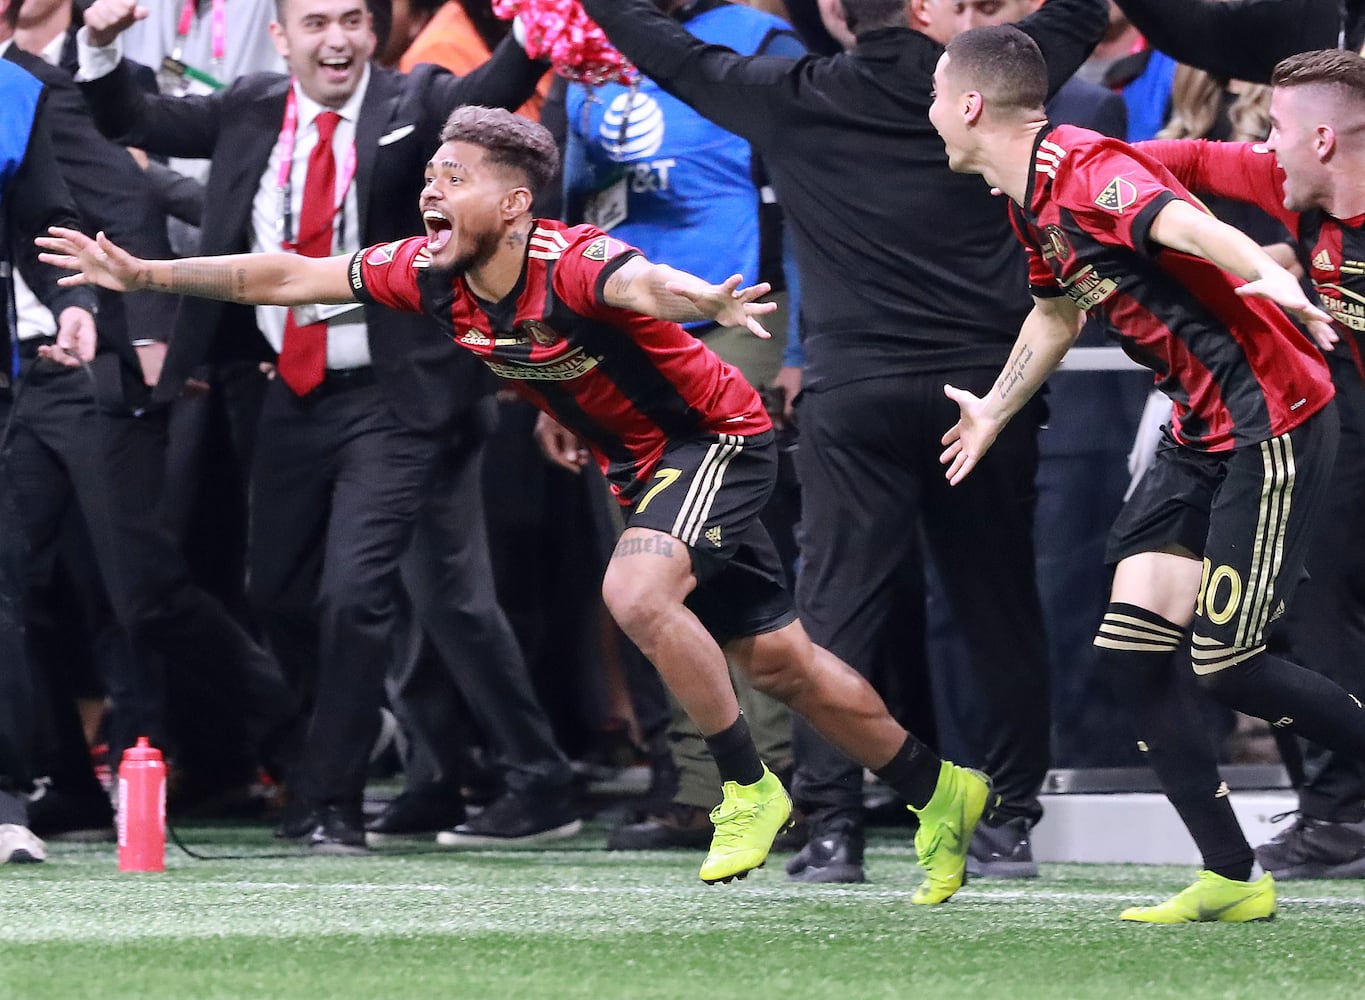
[213,881,1365,909]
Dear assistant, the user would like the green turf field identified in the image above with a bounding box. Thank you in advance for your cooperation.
[4,825,1364,999]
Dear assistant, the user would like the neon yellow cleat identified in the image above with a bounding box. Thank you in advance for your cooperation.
[1120,870,1276,924]
[909,762,992,905]
[699,766,791,885]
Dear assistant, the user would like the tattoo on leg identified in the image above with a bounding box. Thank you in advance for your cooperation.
[613,535,677,559]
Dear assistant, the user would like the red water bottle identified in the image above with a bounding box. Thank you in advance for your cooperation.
[117,737,166,872]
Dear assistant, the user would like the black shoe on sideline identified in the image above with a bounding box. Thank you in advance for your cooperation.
[607,803,713,850]
[26,783,114,843]
[966,815,1039,878]
[1256,814,1365,879]
[306,805,369,856]
[366,787,466,842]
[786,812,865,883]
[436,789,582,847]
[274,800,317,840]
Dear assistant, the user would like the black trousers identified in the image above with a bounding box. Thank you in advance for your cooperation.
[1276,358,1365,822]
[0,361,291,767]
[250,377,570,807]
[389,409,573,796]
[0,440,31,811]
[791,370,1051,823]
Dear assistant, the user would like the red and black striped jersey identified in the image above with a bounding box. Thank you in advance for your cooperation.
[348,220,771,503]
[1009,125,1333,451]
[1140,137,1365,384]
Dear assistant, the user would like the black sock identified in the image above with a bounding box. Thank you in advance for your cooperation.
[1197,648,1365,761]
[704,713,765,786]
[873,733,942,810]
[1098,604,1253,881]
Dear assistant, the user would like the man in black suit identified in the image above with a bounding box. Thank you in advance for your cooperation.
[0,0,295,840]
[950,0,1151,783]
[78,0,577,851]
[0,39,98,862]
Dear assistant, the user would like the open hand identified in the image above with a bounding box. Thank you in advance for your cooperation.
[37,228,145,294]
[665,273,775,339]
[1236,268,1335,348]
[939,384,1003,486]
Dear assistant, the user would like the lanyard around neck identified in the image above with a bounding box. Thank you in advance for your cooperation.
[276,88,359,253]
[175,0,227,64]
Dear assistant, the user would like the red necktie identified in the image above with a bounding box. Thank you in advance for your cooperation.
[278,110,341,396]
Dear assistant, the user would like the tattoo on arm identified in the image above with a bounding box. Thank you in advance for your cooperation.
[612,534,676,559]
[998,344,1034,400]
[166,262,244,301]
[605,268,637,304]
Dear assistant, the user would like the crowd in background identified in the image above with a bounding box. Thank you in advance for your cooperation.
[0,0,1361,882]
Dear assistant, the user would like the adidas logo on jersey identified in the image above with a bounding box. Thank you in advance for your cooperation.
[460,329,492,346]
[1313,249,1334,271]
[704,526,722,547]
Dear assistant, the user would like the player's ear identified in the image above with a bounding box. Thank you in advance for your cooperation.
[964,91,984,125]
[1316,123,1337,162]
[502,187,533,220]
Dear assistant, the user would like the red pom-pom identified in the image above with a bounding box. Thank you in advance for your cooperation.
[494,0,637,86]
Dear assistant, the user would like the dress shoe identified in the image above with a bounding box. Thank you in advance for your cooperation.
[607,803,713,850]
[786,812,865,883]
[1256,814,1365,879]
[274,800,317,840]
[305,804,369,856]
[436,788,581,847]
[965,814,1039,878]
[366,787,466,842]
[26,782,114,843]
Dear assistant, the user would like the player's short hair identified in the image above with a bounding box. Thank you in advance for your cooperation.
[944,24,1048,118]
[838,0,908,35]
[1271,49,1365,104]
[440,106,559,196]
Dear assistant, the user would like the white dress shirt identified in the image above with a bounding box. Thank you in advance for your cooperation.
[247,70,371,370]
[78,32,372,369]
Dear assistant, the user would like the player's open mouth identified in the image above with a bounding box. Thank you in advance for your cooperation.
[424,210,453,251]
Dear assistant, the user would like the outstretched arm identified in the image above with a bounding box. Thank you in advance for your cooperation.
[600,255,776,338]
[1147,200,1335,346]
[1113,0,1339,85]
[940,294,1082,485]
[37,227,357,307]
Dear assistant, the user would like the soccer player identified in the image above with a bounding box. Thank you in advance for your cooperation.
[1136,49,1365,879]
[929,25,1365,923]
[39,105,988,900]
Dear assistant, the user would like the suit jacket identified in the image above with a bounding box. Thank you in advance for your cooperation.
[5,42,173,380]
[80,38,545,432]
[0,62,96,363]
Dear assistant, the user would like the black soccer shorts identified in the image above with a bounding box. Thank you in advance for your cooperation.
[624,430,795,644]
[1107,403,1339,653]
